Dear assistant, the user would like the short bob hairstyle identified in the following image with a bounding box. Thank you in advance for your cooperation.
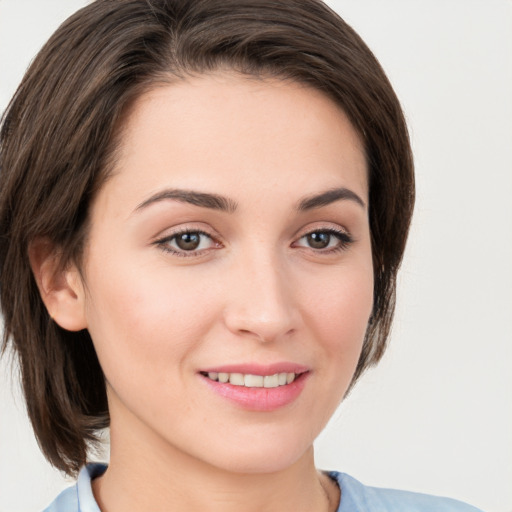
[0,0,414,476]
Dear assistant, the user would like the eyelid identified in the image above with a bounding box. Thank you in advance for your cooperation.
[294,221,352,240]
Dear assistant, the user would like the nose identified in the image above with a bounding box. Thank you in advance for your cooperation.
[222,250,300,343]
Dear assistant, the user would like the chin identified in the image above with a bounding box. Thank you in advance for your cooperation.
[199,434,315,475]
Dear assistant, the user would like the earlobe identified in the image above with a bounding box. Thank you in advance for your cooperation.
[28,238,88,331]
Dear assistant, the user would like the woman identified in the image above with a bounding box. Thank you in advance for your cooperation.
[0,1,485,511]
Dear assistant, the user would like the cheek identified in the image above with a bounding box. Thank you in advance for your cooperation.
[82,255,219,386]
[300,261,373,405]
[289,263,373,432]
[303,264,373,345]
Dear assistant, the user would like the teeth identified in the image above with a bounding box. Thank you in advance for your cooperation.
[229,373,244,386]
[205,371,298,388]
[263,374,279,388]
[244,374,264,387]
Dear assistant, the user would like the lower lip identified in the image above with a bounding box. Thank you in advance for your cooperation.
[200,373,309,412]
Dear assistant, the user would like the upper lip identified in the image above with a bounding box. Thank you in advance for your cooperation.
[199,362,309,376]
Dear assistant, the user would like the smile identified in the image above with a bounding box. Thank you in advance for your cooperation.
[202,371,297,388]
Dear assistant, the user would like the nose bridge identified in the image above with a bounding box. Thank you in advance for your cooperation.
[223,244,298,342]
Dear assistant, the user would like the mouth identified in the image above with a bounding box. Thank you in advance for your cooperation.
[198,366,309,411]
[200,371,301,388]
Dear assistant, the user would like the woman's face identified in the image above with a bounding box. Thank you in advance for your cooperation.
[77,72,373,473]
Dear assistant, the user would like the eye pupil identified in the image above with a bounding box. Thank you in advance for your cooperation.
[307,232,330,249]
[176,232,201,251]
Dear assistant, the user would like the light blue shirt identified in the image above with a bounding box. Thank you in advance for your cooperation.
[43,464,484,512]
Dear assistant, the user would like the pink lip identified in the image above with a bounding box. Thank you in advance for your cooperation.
[198,363,310,412]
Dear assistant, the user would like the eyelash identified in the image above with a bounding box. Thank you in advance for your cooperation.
[294,227,354,254]
[155,229,218,257]
[154,227,354,257]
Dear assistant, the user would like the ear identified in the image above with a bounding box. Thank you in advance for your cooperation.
[28,238,88,331]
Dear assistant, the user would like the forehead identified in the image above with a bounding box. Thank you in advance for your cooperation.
[102,72,368,211]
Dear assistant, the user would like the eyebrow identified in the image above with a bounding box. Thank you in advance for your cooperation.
[134,185,365,215]
[297,187,366,211]
[135,189,238,213]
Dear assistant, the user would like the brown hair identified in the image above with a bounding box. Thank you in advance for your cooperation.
[0,0,414,475]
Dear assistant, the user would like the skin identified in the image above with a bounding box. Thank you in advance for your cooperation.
[34,72,373,511]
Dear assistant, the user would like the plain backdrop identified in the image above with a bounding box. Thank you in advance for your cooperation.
[1,1,511,511]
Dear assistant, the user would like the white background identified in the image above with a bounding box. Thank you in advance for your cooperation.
[1,1,511,511]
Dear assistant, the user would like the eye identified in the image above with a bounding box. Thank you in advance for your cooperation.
[294,228,353,252]
[155,230,218,256]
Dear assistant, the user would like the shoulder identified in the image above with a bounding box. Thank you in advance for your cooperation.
[329,471,485,512]
[41,464,106,512]
[42,485,78,512]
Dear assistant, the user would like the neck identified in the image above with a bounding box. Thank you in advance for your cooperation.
[93,415,338,512]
